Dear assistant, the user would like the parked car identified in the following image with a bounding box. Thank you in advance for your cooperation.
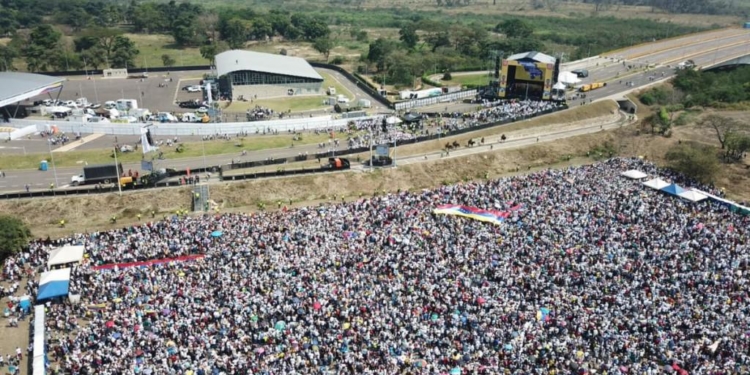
[186,86,202,93]
[178,101,202,109]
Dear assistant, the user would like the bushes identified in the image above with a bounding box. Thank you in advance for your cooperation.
[442,72,452,80]
[421,74,442,87]
[330,56,345,65]
[665,142,718,183]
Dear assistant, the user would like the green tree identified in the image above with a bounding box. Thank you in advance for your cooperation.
[725,133,750,161]
[76,28,124,67]
[161,53,176,67]
[0,215,31,262]
[399,24,419,49]
[110,36,139,69]
[0,44,19,71]
[200,44,218,63]
[223,18,248,49]
[367,38,396,71]
[665,142,718,184]
[24,24,62,72]
[496,18,534,39]
[699,114,737,150]
[312,38,334,62]
[425,30,451,52]
[250,18,273,41]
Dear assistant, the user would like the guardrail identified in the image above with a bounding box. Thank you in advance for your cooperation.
[394,90,478,111]
[0,104,567,200]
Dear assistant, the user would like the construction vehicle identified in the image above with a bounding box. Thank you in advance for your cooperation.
[325,158,351,170]
[71,164,128,186]
[579,82,606,92]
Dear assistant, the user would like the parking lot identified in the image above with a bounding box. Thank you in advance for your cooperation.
[24,71,209,116]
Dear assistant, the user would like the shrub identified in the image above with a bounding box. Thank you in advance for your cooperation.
[442,72,452,80]
[330,56,345,65]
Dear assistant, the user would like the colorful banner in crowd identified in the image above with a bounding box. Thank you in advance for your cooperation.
[92,254,205,271]
[433,204,521,225]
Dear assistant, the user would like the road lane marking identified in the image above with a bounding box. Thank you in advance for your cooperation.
[52,133,106,152]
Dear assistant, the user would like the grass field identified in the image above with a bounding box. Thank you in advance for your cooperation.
[127,34,207,68]
[440,73,493,87]
[0,133,333,170]
[224,72,355,113]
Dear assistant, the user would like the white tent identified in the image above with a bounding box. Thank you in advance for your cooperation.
[386,116,402,125]
[642,178,670,190]
[678,190,708,202]
[621,170,648,180]
[558,71,581,85]
[47,245,85,267]
[552,82,566,90]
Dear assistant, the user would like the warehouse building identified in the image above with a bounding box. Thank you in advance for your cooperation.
[215,50,324,100]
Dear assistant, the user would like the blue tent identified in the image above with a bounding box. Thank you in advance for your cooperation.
[211,231,223,238]
[660,183,685,196]
[37,268,72,300]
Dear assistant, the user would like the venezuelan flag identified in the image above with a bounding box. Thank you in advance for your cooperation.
[433,205,510,225]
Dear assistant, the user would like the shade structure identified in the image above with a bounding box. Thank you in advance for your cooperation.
[661,183,685,196]
[385,116,402,125]
[678,190,708,202]
[642,178,670,190]
[558,71,581,85]
[621,170,648,180]
[47,245,85,267]
[37,268,72,300]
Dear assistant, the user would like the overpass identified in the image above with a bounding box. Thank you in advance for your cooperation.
[702,53,750,72]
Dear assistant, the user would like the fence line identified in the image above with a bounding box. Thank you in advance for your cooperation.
[10,115,384,136]
[394,90,478,111]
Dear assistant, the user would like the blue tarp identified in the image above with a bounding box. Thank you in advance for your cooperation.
[660,183,685,196]
[37,280,70,300]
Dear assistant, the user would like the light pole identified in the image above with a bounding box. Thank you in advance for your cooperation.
[46,135,59,190]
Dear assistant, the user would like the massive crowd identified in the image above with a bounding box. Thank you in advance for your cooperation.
[2,158,750,375]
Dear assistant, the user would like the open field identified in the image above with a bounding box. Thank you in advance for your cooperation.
[439,73,493,87]
[270,0,742,27]
[126,33,207,68]
[224,72,355,113]
[0,133,332,170]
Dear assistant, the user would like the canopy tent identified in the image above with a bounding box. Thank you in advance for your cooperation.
[552,82,566,90]
[693,188,750,213]
[678,190,708,202]
[47,245,85,267]
[558,71,581,85]
[37,268,72,300]
[621,170,648,180]
[32,304,46,375]
[661,183,686,196]
[401,113,424,123]
[642,178,670,190]
[385,116,402,125]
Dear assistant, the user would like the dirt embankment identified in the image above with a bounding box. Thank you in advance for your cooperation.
[6,99,749,238]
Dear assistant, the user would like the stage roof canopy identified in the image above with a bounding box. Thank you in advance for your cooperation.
[0,72,65,108]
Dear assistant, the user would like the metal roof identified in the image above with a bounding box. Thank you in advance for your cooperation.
[0,72,65,107]
[507,51,556,65]
[215,50,323,81]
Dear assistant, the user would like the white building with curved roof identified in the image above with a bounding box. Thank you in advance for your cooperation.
[214,50,324,100]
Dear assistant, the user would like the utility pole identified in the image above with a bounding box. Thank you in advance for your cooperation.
[113,145,123,196]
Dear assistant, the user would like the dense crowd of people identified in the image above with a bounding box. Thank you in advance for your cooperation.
[2,158,750,375]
